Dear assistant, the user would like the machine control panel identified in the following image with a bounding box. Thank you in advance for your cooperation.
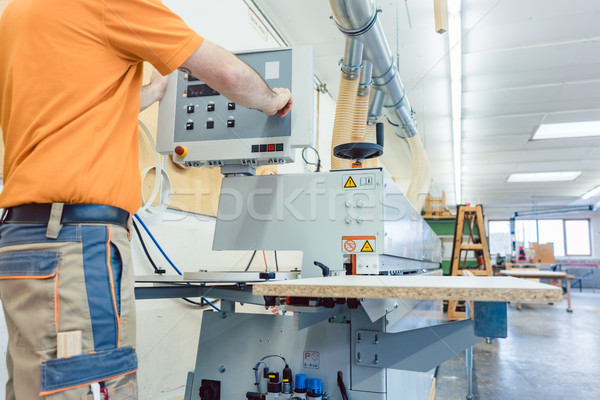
[157,47,314,170]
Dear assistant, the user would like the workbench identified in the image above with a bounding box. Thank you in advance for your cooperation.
[500,270,574,312]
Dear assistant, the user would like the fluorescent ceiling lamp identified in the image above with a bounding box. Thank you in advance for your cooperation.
[507,171,582,183]
[533,121,600,140]
[448,0,462,204]
[582,185,600,199]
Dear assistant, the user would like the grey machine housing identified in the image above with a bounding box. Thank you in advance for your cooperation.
[213,168,442,278]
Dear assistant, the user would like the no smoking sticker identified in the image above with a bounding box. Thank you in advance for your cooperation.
[343,240,357,252]
[342,236,376,253]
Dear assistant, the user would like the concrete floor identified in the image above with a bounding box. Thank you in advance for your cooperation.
[435,292,600,400]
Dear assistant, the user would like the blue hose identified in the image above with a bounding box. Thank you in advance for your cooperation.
[133,214,183,275]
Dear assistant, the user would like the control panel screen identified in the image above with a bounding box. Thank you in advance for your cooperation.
[187,83,220,98]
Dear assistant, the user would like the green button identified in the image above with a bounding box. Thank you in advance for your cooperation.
[276,143,284,151]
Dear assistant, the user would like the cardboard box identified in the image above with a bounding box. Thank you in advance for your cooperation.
[530,242,555,264]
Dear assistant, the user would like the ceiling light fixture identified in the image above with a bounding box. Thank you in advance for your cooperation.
[507,171,582,183]
[448,0,462,204]
[532,121,600,140]
[582,185,600,200]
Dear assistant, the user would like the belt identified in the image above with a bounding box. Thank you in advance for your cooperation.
[3,204,130,230]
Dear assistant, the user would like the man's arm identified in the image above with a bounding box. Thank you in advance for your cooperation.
[179,40,293,118]
[140,70,169,112]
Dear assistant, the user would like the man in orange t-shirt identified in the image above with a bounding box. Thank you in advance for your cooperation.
[0,0,292,399]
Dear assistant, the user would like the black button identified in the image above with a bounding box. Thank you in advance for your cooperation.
[227,119,235,128]
[186,122,194,130]
[207,103,215,112]
[251,145,259,153]
[206,120,214,129]
[259,144,267,152]
[187,105,195,113]
[227,102,236,110]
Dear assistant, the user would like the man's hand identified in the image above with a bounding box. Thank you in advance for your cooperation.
[270,88,293,118]
[140,70,169,112]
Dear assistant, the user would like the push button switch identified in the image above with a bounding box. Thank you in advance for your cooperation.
[187,105,195,114]
[206,120,214,129]
[186,122,194,130]
[227,119,235,128]
[227,102,236,110]
[207,103,215,112]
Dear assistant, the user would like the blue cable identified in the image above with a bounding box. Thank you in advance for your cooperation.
[202,298,220,311]
[134,213,221,312]
[134,214,183,275]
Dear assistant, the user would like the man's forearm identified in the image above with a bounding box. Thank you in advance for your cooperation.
[179,41,292,117]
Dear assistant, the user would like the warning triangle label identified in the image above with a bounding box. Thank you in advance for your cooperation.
[361,240,374,252]
[344,176,357,188]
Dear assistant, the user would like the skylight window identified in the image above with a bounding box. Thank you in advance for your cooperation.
[507,172,582,183]
[532,121,600,140]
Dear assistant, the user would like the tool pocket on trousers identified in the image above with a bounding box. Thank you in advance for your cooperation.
[40,346,138,397]
[0,250,61,350]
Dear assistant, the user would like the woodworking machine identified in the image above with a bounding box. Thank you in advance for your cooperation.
[134,16,557,397]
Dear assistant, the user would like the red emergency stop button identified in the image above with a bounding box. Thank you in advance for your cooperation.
[174,146,188,158]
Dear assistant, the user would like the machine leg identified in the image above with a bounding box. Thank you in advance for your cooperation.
[465,345,473,400]
[465,301,474,400]
[566,279,573,313]
[184,372,195,400]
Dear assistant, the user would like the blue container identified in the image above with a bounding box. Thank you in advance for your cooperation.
[295,374,307,392]
[307,378,322,395]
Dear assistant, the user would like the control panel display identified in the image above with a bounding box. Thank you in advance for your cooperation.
[187,83,220,98]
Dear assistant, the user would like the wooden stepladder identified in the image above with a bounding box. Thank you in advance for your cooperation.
[447,205,493,320]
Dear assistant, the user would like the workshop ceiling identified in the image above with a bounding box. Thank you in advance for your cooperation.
[254,0,600,209]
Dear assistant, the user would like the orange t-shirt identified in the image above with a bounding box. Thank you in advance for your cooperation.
[0,0,204,214]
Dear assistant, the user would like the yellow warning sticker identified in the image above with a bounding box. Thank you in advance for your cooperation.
[361,240,374,252]
[344,176,357,188]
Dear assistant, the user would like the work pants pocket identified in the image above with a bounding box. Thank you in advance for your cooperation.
[0,249,62,350]
[40,347,138,399]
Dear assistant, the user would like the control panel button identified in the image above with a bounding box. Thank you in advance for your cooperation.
[276,143,284,151]
[259,144,267,152]
[174,146,188,158]
[186,122,194,130]
[187,105,195,114]
[268,144,275,152]
[227,119,235,128]
[206,120,214,129]
[227,102,236,110]
[207,103,215,112]
[251,145,259,153]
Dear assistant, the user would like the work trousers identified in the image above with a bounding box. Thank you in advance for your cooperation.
[0,213,138,399]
